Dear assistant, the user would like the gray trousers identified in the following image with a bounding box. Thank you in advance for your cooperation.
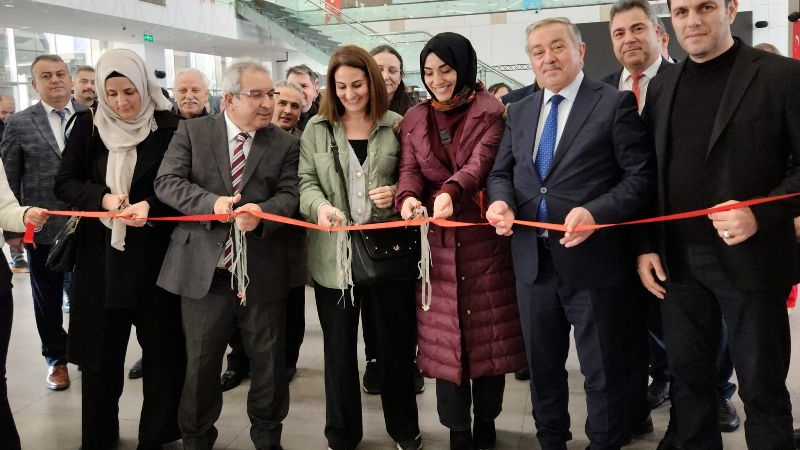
[179,271,289,450]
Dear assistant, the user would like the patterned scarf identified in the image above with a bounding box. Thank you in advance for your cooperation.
[430,81,485,112]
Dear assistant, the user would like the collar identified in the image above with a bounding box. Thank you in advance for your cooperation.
[40,99,75,115]
[223,111,256,142]
[621,57,662,84]
[543,71,584,105]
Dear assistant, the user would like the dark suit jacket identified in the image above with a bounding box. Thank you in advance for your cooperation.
[600,58,671,89]
[487,76,655,289]
[641,43,800,291]
[1,100,85,244]
[501,83,539,105]
[154,113,300,301]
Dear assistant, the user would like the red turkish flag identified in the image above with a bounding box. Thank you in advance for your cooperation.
[793,22,800,59]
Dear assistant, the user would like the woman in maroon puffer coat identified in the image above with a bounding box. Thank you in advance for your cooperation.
[396,32,526,450]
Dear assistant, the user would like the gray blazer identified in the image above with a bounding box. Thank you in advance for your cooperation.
[0,100,86,244]
[154,113,300,301]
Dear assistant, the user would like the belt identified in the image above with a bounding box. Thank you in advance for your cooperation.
[214,267,231,277]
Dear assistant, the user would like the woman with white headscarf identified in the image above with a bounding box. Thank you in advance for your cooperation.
[54,48,185,450]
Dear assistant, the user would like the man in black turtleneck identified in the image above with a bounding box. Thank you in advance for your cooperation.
[637,0,800,449]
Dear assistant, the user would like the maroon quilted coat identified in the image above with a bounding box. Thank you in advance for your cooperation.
[396,91,526,384]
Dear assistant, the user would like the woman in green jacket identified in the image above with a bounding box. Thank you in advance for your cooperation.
[298,45,421,450]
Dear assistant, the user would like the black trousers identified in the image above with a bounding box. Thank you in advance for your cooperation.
[24,244,67,366]
[315,282,419,450]
[623,281,651,429]
[360,297,379,362]
[226,284,306,373]
[80,302,185,450]
[180,273,289,450]
[436,375,505,432]
[0,265,20,450]
[517,246,626,450]
[663,243,792,450]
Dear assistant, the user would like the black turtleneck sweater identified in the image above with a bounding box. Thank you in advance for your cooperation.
[666,39,740,244]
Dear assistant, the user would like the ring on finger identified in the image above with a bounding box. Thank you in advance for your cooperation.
[722,230,732,239]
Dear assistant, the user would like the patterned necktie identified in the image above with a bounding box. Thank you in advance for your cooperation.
[534,94,564,224]
[630,72,645,109]
[223,132,249,270]
[52,108,68,125]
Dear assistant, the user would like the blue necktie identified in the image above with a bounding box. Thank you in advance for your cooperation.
[534,94,564,224]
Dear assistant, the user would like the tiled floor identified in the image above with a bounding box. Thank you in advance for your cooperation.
[7,274,800,450]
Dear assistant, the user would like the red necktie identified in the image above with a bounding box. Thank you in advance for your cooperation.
[223,132,249,269]
[630,72,645,109]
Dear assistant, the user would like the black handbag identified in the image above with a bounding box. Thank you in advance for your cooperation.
[45,107,94,272]
[325,122,420,286]
[45,215,80,271]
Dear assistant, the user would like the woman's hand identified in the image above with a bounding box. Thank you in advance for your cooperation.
[23,207,49,228]
[369,186,395,210]
[102,193,129,211]
[400,197,422,220]
[118,201,150,227]
[318,204,345,228]
[432,193,453,220]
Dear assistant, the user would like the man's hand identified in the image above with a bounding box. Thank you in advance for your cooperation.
[234,203,262,232]
[213,193,241,223]
[101,193,128,211]
[637,253,667,299]
[559,207,596,248]
[23,207,49,228]
[369,186,395,210]
[432,193,453,220]
[486,201,515,236]
[708,201,758,246]
[118,201,150,227]
[400,197,422,220]
[318,203,345,228]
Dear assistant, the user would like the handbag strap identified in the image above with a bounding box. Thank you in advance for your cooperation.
[325,121,353,220]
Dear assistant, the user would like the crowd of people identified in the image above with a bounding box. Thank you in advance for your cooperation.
[0,0,799,449]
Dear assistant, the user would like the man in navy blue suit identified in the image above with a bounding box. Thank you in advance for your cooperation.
[486,17,654,450]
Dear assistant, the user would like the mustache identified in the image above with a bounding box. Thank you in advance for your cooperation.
[180,99,201,106]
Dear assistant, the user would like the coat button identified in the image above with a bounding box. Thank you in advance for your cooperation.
[356,171,363,178]
[457,242,461,247]
[460,276,465,281]
[466,309,471,315]
[540,187,548,194]
[216,242,222,247]
[357,192,364,198]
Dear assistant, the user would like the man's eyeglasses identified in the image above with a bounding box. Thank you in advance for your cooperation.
[235,90,275,101]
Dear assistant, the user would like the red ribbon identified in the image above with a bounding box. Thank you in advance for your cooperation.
[21,192,800,244]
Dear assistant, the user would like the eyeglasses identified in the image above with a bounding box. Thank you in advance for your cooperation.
[234,90,275,101]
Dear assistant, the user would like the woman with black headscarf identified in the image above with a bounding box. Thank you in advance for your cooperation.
[396,32,526,450]
[54,48,185,450]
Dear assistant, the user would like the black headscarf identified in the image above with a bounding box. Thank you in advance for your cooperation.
[419,32,478,101]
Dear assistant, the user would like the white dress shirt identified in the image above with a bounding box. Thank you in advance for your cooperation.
[224,112,255,162]
[40,100,75,152]
[618,57,662,113]
[533,71,584,162]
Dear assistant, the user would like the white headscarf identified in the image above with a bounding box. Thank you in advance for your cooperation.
[94,48,173,251]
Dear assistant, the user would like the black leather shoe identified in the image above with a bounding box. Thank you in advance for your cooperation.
[792,428,800,449]
[473,420,496,450]
[287,367,297,383]
[647,379,670,409]
[621,415,654,446]
[657,423,680,450]
[362,359,380,395]
[414,367,425,394]
[718,397,740,432]
[221,369,247,392]
[450,429,473,450]
[514,367,531,381]
[128,358,143,380]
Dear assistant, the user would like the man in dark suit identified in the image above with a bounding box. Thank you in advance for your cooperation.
[486,17,654,450]
[636,0,800,448]
[1,54,85,391]
[155,60,299,450]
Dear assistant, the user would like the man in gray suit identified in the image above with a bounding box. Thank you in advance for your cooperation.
[0,54,84,391]
[155,60,299,450]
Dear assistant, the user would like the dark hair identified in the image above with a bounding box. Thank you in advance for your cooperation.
[666,0,730,11]
[31,54,67,77]
[319,45,388,124]
[609,0,658,27]
[105,71,126,80]
[369,45,416,115]
[488,83,511,94]
[286,64,319,84]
